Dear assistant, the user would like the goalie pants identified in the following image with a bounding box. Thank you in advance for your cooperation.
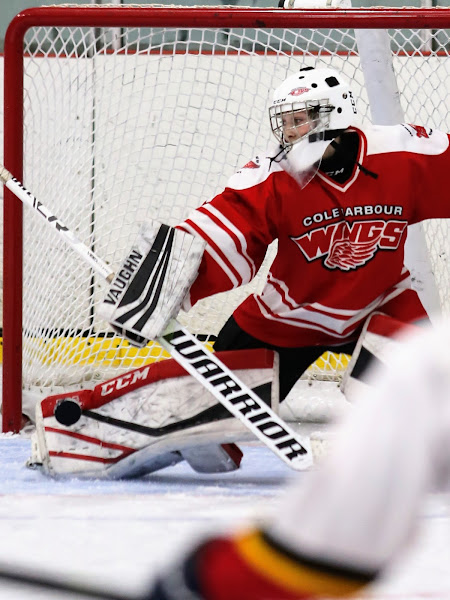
[214,316,356,401]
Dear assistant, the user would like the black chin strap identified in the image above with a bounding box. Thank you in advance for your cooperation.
[267,145,288,168]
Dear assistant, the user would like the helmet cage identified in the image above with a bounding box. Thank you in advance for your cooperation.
[269,100,334,149]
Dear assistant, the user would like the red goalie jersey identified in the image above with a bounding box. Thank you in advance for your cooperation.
[179,124,450,347]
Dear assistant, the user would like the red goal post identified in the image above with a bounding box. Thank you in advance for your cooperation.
[3,5,450,431]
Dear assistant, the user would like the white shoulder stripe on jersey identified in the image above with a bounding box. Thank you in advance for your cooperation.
[203,203,257,279]
[181,221,240,288]
[187,210,254,285]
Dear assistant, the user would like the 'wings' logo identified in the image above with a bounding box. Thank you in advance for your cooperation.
[325,236,379,271]
[291,219,408,271]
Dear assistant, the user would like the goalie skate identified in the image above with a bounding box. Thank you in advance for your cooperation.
[29,349,277,479]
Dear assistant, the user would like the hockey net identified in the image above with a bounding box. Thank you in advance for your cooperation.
[2,5,450,430]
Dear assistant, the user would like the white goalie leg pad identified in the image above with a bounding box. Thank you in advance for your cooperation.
[29,349,277,478]
[341,312,421,403]
[99,220,206,344]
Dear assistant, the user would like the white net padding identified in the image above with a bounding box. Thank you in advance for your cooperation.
[4,6,450,408]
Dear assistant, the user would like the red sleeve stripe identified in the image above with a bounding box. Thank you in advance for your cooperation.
[201,203,257,279]
[182,219,242,287]
[233,529,369,597]
[187,208,255,283]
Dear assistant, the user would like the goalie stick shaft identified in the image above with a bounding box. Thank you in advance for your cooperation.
[159,324,311,469]
[1,166,312,470]
[0,167,114,283]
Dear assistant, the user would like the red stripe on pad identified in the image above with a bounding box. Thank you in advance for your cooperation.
[44,426,135,454]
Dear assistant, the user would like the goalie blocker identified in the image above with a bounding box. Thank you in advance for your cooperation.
[29,349,279,478]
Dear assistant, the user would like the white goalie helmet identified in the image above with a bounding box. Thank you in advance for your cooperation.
[269,67,358,184]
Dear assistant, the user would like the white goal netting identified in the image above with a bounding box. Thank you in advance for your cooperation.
[2,6,450,424]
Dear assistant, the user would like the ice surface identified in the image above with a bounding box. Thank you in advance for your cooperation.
[0,435,294,599]
[0,434,449,599]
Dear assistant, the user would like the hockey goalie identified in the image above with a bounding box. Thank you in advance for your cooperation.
[28,215,418,479]
[29,64,450,477]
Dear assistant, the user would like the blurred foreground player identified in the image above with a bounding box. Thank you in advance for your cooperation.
[147,320,450,599]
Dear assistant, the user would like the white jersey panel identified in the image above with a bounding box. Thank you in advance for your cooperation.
[366,123,449,157]
[226,151,285,191]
